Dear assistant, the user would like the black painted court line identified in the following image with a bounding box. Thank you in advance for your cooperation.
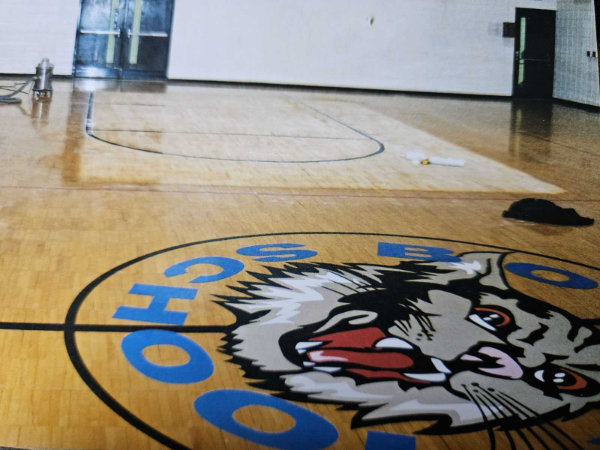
[0,322,65,331]
[12,230,595,450]
[53,232,600,449]
[85,93,385,163]
[62,231,600,331]
[90,128,369,141]
[64,326,189,450]
[0,322,232,333]
[295,99,383,146]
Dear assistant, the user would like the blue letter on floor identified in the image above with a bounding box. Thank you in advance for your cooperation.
[365,431,416,450]
[378,242,460,262]
[113,283,197,325]
[121,329,213,384]
[194,389,338,449]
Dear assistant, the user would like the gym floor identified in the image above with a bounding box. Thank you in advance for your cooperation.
[0,78,598,449]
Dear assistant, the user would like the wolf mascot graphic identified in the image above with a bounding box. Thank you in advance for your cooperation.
[220,252,600,434]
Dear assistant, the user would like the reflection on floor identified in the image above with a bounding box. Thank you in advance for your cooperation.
[0,78,598,450]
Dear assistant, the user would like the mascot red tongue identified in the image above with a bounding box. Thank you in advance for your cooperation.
[307,327,417,380]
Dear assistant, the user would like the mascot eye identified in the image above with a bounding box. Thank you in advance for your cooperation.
[469,307,512,331]
[534,367,588,391]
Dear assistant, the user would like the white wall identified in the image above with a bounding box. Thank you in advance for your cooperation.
[1,0,567,98]
[169,0,556,96]
[0,0,80,75]
[554,0,600,107]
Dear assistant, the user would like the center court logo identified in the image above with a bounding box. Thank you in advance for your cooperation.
[67,232,600,449]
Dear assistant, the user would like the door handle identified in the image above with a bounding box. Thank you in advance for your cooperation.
[127,29,168,38]
[80,29,121,37]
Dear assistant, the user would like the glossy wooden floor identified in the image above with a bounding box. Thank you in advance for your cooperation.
[0,78,598,449]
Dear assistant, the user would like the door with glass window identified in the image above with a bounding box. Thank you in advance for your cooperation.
[73,0,174,79]
[512,8,556,98]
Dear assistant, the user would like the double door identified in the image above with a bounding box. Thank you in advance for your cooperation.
[74,0,174,79]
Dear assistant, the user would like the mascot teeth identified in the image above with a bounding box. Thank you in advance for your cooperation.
[315,366,342,373]
[431,358,451,373]
[295,341,323,354]
[405,372,447,382]
[375,337,413,350]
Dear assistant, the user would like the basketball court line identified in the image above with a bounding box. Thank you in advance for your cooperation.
[64,328,190,450]
[3,185,595,202]
[0,80,564,195]
[86,93,385,163]
[88,129,369,141]
[0,322,231,333]
[1,231,597,335]
[2,231,592,450]
[67,232,600,449]
[1,76,599,450]
[77,92,563,193]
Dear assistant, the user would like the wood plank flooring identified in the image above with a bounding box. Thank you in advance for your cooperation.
[0,78,598,449]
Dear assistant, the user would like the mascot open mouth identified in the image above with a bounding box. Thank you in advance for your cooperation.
[283,325,527,387]
[290,326,446,384]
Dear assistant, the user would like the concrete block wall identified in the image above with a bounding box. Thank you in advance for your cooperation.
[554,0,600,107]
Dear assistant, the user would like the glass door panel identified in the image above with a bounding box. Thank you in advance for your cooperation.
[121,0,174,78]
[73,0,173,79]
[74,0,126,78]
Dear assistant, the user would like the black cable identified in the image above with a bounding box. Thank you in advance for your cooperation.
[0,77,36,104]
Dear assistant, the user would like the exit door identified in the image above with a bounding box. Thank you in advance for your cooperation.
[513,8,556,98]
[73,0,174,79]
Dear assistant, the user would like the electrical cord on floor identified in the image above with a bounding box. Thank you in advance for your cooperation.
[0,77,36,104]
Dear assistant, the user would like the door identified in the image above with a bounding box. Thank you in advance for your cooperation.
[73,0,174,79]
[513,8,556,98]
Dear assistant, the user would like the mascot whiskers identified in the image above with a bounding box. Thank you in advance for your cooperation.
[218,252,599,445]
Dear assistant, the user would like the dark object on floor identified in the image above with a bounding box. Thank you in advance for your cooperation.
[503,198,594,226]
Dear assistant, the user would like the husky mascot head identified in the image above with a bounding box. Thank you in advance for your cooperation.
[219,252,600,437]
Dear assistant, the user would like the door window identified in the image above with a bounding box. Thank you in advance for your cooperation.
[513,9,556,98]
[74,0,174,79]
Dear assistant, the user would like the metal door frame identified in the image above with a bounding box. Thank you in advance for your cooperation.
[512,8,556,98]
